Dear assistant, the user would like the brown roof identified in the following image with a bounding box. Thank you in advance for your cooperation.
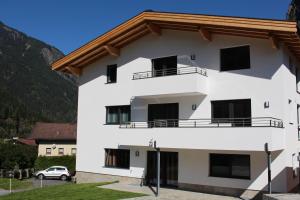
[16,138,37,146]
[51,10,300,75]
[30,122,77,141]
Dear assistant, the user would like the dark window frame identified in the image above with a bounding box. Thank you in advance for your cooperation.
[148,103,179,127]
[105,105,131,125]
[107,64,117,83]
[151,55,178,77]
[211,99,251,126]
[46,148,51,155]
[220,45,251,71]
[209,153,251,180]
[104,149,130,169]
[58,148,64,155]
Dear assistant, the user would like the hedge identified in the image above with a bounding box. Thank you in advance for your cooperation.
[34,156,76,173]
[0,143,37,169]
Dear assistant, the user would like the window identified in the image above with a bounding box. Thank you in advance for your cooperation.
[58,148,64,155]
[210,154,250,179]
[47,168,55,172]
[152,56,177,77]
[56,167,66,171]
[211,99,251,126]
[220,45,250,71]
[106,105,131,124]
[105,149,130,169]
[46,148,51,155]
[107,64,117,83]
[71,148,77,155]
[148,103,179,127]
[289,57,296,75]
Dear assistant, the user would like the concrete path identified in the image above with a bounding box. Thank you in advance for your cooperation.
[100,183,241,200]
[263,194,300,200]
[0,189,10,196]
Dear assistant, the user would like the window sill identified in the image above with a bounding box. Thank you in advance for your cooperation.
[104,123,130,125]
[220,68,250,72]
[103,166,130,170]
[105,82,117,84]
[209,175,250,180]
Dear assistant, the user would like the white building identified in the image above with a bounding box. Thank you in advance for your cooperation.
[52,11,300,198]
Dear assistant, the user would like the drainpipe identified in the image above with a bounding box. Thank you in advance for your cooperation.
[265,143,272,194]
[298,152,300,187]
[157,148,160,197]
[154,141,160,197]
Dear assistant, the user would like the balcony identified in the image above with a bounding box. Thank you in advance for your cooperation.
[117,117,285,151]
[132,66,207,98]
[120,117,283,129]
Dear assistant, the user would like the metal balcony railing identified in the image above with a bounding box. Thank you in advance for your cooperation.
[119,117,284,129]
[132,66,207,80]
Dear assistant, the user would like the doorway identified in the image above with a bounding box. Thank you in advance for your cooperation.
[148,103,179,127]
[146,151,178,187]
[152,56,177,77]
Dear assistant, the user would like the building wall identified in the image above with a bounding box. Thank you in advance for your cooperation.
[38,142,76,156]
[281,46,300,191]
[76,147,288,193]
[76,29,300,192]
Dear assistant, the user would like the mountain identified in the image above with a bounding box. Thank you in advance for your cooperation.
[287,0,299,21]
[0,21,77,138]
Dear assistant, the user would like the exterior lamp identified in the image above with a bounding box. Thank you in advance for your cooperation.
[135,151,139,157]
[192,104,197,110]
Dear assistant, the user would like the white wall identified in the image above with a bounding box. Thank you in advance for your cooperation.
[76,29,300,191]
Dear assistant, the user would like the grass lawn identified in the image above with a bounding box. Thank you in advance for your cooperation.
[0,182,145,200]
[0,178,33,190]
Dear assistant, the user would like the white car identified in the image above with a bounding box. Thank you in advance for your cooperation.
[35,166,70,181]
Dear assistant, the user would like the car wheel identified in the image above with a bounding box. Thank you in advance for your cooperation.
[60,175,67,181]
[38,174,44,180]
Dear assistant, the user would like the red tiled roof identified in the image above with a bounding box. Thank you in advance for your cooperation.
[16,138,37,146]
[30,122,77,141]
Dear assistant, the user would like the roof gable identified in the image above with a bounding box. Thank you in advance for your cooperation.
[52,11,300,75]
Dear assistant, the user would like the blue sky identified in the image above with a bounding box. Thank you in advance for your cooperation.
[0,0,292,54]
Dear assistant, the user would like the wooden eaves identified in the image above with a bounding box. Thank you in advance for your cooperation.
[51,11,300,76]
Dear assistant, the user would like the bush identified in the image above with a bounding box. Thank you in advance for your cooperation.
[0,143,37,169]
[34,156,76,173]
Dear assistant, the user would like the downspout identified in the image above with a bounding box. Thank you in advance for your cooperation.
[265,143,272,194]
[154,141,160,196]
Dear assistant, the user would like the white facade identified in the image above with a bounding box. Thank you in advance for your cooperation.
[76,30,300,193]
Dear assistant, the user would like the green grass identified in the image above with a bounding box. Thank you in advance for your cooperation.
[0,182,145,200]
[0,178,32,190]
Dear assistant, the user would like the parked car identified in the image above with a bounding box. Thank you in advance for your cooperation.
[34,166,70,181]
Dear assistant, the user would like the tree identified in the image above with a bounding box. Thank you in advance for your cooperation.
[0,143,37,169]
[287,0,300,21]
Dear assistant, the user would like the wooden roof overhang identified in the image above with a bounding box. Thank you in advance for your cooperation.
[51,11,300,76]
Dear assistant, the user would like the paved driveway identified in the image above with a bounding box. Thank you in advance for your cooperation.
[100,183,241,200]
[31,178,69,188]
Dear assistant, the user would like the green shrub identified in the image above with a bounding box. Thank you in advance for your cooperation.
[0,143,37,169]
[34,156,76,173]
